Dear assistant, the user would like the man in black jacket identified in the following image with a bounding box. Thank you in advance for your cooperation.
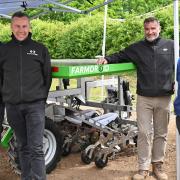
[0,84,4,141]
[97,17,174,180]
[0,41,5,142]
[0,12,52,180]
[0,105,4,139]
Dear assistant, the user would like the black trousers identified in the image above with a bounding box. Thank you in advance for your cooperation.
[6,101,46,180]
[0,103,5,138]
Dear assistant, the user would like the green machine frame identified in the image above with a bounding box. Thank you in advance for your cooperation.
[52,63,136,78]
[0,62,135,148]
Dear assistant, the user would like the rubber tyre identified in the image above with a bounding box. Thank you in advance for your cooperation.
[8,117,63,174]
[62,140,71,156]
[94,154,108,168]
[81,149,94,164]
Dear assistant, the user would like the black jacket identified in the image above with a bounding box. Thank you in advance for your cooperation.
[0,33,52,104]
[0,41,3,103]
[105,37,174,97]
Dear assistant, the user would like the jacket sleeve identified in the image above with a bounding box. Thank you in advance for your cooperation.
[0,69,3,103]
[42,46,52,97]
[0,45,3,103]
[105,44,137,64]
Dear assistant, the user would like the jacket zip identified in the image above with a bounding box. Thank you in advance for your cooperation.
[19,44,23,102]
[152,45,157,91]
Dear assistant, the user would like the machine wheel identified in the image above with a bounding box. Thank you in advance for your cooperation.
[8,117,63,174]
[133,135,138,147]
[44,118,63,173]
[62,140,71,156]
[8,135,21,175]
[94,153,108,168]
[81,149,94,164]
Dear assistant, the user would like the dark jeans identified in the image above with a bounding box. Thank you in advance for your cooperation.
[6,101,46,180]
[176,116,180,135]
[0,103,5,138]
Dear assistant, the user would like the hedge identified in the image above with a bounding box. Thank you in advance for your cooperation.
[0,6,175,59]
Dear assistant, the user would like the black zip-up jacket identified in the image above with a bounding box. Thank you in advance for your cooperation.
[0,33,52,104]
[105,37,174,97]
[0,41,3,103]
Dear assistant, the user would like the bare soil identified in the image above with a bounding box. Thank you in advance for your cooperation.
[0,116,177,180]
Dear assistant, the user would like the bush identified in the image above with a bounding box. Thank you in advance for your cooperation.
[0,6,175,58]
[56,14,104,58]
[31,19,66,58]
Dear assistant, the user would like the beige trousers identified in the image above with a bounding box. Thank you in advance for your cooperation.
[136,95,171,170]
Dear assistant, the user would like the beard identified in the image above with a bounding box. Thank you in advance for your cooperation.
[145,34,159,42]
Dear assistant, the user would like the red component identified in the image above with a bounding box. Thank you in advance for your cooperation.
[52,66,59,72]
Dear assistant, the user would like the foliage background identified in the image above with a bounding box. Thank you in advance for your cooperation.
[0,0,174,59]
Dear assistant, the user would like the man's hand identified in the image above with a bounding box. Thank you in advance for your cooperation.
[96,57,108,64]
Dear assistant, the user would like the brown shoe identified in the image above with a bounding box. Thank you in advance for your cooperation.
[132,170,149,180]
[152,162,168,180]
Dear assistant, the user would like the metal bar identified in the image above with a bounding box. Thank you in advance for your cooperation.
[102,0,108,57]
[48,88,82,98]
[51,59,97,65]
[83,0,114,14]
[0,127,13,148]
[86,78,118,88]
[100,0,108,100]
[85,101,132,112]
[29,7,80,14]
[0,14,11,18]
[51,63,136,78]
[44,0,82,13]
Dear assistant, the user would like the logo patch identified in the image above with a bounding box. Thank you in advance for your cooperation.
[163,48,168,51]
[27,50,38,56]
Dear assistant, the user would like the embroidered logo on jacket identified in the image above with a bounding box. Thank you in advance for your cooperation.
[27,50,38,56]
[163,48,168,51]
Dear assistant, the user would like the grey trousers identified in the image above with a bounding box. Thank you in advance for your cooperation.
[0,103,5,138]
[136,95,171,170]
[6,101,46,180]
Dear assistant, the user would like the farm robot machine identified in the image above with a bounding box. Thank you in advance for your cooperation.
[0,60,138,174]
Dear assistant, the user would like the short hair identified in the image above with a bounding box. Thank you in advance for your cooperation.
[11,11,29,20]
[144,17,160,25]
